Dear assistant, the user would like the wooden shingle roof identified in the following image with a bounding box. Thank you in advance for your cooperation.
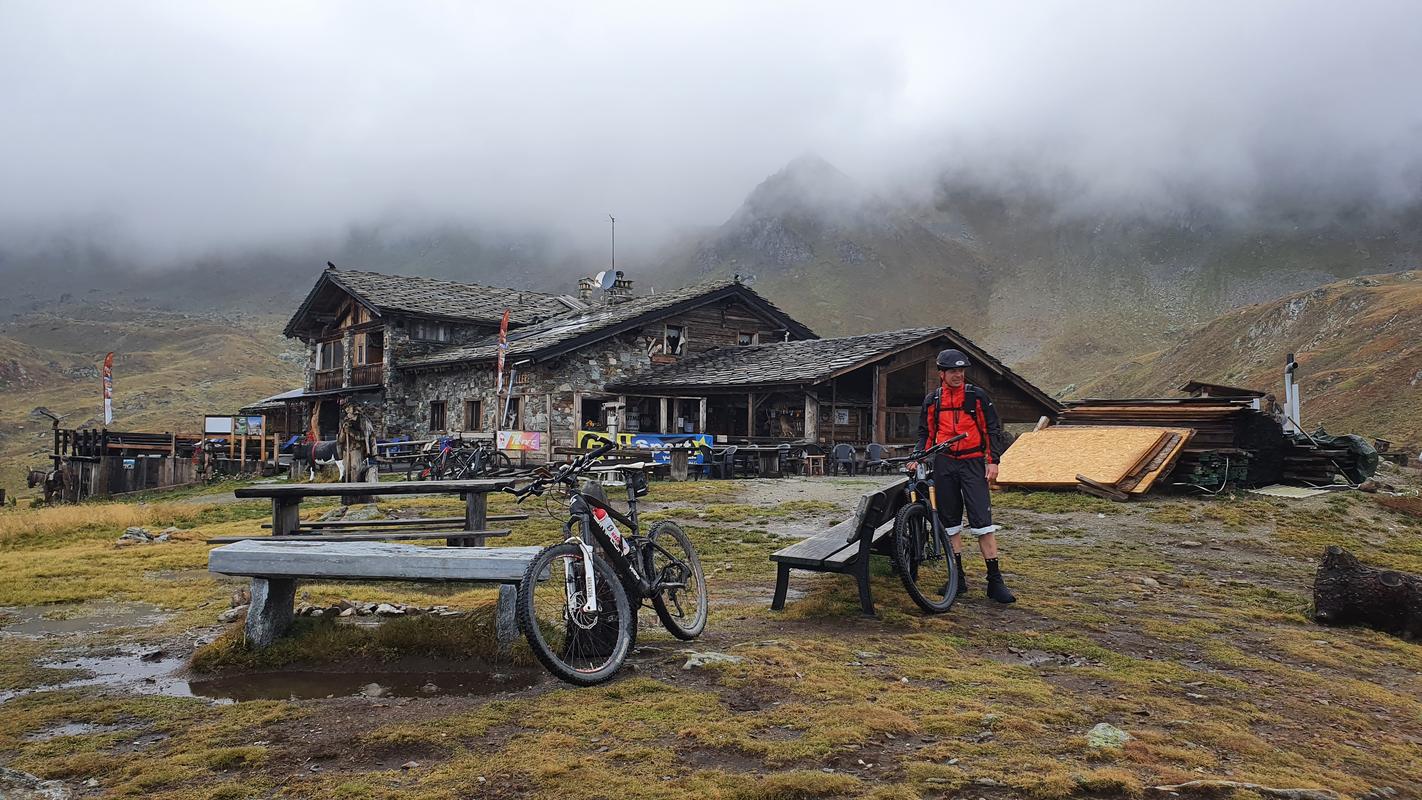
[399,278,814,369]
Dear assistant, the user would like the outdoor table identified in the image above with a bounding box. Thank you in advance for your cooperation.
[233,478,516,546]
[731,445,787,477]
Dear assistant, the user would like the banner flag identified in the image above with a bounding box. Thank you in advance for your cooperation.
[102,352,114,425]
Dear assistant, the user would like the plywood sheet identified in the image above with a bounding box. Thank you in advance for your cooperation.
[996,426,1169,487]
[1126,428,1194,494]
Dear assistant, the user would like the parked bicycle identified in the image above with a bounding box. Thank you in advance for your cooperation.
[884,434,967,614]
[407,437,513,480]
[506,441,707,685]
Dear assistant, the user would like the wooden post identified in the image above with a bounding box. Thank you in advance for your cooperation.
[804,392,819,444]
[746,393,754,438]
[546,393,554,462]
[698,397,708,435]
[871,365,882,444]
[260,415,268,465]
[240,432,247,469]
[228,419,236,460]
[659,398,669,433]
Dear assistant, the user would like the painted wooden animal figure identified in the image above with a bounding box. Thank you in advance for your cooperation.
[292,440,344,481]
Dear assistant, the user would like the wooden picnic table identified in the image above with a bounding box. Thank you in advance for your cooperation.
[233,478,516,546]
[728,444,787,478]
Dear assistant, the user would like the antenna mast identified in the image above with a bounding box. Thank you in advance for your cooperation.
[609,214,616,270]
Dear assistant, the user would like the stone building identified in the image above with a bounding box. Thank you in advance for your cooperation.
[263,265,1059,458]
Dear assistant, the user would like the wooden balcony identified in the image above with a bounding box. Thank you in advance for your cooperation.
[313,369,343,392]
[351,363,383,387]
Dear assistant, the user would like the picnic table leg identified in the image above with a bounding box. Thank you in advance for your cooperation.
[245,577,297,647]
[771,564,791,610]
[494,584,518,657]
[272,497,301,537]
[460,491,488,547]
[855,526,876,616]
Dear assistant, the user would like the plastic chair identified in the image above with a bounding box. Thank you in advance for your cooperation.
[864,443,888,474]
[831,443,857,475]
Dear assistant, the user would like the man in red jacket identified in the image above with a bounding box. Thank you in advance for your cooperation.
[915,348,1016,604]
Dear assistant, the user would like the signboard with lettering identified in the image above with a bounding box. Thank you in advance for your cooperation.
[497,430,542,451]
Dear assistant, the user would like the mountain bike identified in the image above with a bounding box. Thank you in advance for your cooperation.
[506,441,708,685]
[884,434,967,614]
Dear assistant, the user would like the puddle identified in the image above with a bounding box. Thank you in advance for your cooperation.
[188,667,544,701]
[24,721,127,741]
[3,647,543,705]
[1,602,171,637]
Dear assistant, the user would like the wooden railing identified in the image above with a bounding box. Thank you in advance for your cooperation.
[351,363,383,386]
[314,369,343,391]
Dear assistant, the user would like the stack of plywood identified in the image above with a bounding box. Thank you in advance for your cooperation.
[995,425,1194,499]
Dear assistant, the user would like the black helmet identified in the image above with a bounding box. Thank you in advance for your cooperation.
[936,348,970,369]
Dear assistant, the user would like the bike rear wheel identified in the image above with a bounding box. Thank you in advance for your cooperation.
[644,521,708,639]
[517,542,634,686]
[892,502,959,613]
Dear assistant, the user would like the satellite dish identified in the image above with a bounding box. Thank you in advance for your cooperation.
[594,270,616,290]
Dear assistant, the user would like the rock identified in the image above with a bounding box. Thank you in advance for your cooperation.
[159,527,181,537]
[218,605,247,623]
[337,599,356,611]
[974,778,1003,787]
[682,651,745,669]
[308,608,324,618]
[82,778,98,788]
[375,603,404,617]
[1358,480,1379,493]
[420,682,439,694]
[1178,540,1204,548]
[154,533,171,543]
[342,503,385,522]
[361,683,388,698]
[339,607,355,617]
[1137,577,1161,589]
[1086,722,1131,749]
[118,527,153,544]
[0,766,74,799]
[231,587,251,608]
[400,761,419,770]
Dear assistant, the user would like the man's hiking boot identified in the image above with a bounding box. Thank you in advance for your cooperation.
[954,562,969,598]
[985,559,1017,604]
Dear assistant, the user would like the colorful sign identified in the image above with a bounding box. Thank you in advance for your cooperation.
[102,352,114,425]
[497,430,542,451]
[576,430,713,464]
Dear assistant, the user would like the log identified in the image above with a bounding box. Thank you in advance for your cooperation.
[1312,546,1422,639]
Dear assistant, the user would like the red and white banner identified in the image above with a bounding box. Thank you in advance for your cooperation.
[495,309,510,393]
[101,352,114,425]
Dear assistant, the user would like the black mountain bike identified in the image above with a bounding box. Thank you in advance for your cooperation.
[884,434,967,614]
[506,441,708,685]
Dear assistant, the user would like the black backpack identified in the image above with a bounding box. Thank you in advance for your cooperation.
[928,384,1016,458]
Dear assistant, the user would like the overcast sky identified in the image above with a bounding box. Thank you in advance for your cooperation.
[3,1,1421,259]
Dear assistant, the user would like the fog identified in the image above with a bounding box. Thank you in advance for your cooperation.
[3,0,1421,261]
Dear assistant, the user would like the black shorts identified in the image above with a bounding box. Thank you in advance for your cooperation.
[932,455,998,536]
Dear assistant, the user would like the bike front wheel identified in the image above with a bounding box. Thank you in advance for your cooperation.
[892,502,959,613]
[644,521,708,640]
[517,542,634,686]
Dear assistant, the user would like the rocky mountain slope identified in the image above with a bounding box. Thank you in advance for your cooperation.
[1078,271,1422,448]
[0,305,300,490]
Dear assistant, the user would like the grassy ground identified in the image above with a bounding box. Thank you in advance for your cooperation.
[1,474,1420,799]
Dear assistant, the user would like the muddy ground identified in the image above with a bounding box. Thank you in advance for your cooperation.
[1,470,1420,799]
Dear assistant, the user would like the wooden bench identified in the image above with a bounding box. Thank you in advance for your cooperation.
[208,539,542,652]
[233,478,515,547]
[769,477,910,616]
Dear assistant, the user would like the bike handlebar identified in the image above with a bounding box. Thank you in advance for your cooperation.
[882,433,968,465]
[505,439,619,502]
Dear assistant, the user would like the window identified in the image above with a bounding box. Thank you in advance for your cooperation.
[663,324,686,355]
[411,321,451,342]
[317,339,343,371]
[737,331,758,346]
[500,396,523,430]
[429,401,446,432]
[464,399,483,430]
[354,330,384,365]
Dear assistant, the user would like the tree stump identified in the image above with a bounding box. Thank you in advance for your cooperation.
[1313,546,1422,639]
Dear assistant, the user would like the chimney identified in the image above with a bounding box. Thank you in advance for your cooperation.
[577,275,598,303]
[607,270,635,304]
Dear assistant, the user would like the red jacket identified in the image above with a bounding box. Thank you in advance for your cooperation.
[916,380,1002,463]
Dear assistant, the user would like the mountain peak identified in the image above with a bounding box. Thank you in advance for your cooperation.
[740,154,866,218]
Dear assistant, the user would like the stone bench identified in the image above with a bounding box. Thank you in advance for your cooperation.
[208,539,543,652]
